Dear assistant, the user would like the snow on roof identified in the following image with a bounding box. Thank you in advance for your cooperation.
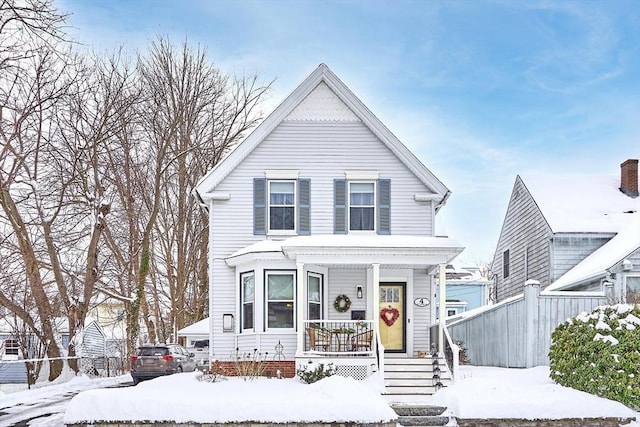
[177,318,209,336]
[520,174,638,233]
[544,212,640,292]
[228,234,464,259]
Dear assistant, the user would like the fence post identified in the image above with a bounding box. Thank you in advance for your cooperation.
[524,280,540,368]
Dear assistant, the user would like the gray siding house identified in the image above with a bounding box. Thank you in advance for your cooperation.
[194,64,463,396]
[450,159,640,367]
[492,159,639,301]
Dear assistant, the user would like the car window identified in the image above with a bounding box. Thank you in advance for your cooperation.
[138,347,168,356]
[194,339,209,349]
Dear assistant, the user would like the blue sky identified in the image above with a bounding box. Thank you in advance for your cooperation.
[57,0,639,265]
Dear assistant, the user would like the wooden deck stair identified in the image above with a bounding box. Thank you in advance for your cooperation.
[383,355,452,399]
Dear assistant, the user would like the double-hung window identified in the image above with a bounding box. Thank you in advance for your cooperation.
[334,175,390,235]
[307,273,323,320]
[241,271,255,330]
[349,182,375,231]
[625,274,640,304]
[254,176,310,235]
[269,181,295,232]
[266,271,295,329]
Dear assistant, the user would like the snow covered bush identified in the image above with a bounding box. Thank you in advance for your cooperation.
[549,304,640,409]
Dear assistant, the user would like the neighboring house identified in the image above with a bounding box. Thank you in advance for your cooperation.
[492,159,639,302]
[177,318,209,348]
[439,265,492,318]
[449,159,640,367]
[193,64,463,396]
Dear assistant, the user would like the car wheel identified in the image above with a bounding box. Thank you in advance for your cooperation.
[177,366,183,373]
[133,377,140,386]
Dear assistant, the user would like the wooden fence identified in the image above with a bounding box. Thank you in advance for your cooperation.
[447,280,613,367]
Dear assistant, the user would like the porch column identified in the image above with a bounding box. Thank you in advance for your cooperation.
[372,263,380,330]
[438,263,446,354]
[296,262,305,355]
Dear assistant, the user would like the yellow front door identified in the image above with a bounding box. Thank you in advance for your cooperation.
[379,283,405,352]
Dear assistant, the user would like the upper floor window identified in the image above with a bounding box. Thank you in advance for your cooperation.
[266,271,295,329]
[269,181,295,231]
[349,182,375,231]
[254,177,310,236]
[241,271,255,330]
[4,338,19,356]
[503,249,510,279]
[334,177,390,235]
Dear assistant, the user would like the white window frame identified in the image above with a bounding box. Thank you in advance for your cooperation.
[624,273,640,304]
[307,272,323,321]
[240,271,255,331]
[348,180,376,232]
[267,180,297,234]
[265,271,296,331]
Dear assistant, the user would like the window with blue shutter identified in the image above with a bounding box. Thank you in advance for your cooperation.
[254,177,310,235]
[335,177,391,234]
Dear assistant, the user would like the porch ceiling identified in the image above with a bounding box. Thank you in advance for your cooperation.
[226,234,464,268]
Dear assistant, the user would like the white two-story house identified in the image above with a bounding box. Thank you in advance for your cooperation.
[193,64,463,394]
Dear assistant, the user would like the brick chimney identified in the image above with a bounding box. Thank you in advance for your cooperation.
[620,159,639,198]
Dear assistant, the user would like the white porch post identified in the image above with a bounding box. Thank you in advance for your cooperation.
[438,263,446,354]
[296,262,305,355]
[372,263,380,328]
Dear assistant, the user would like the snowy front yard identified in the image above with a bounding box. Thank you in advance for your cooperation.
[2,365,638,425]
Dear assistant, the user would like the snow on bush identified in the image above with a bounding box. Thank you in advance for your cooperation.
[549,304,640,409]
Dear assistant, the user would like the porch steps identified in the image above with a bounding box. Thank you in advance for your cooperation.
[383,356,451,398]
[391,405,455,427]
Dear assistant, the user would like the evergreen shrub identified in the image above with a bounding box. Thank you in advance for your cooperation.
[549,304,640,409]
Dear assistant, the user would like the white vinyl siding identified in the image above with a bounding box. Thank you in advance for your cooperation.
[207,121,440,357]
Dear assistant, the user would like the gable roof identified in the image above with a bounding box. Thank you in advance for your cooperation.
[517,173,640,291]
[194,63,450,208]
[520,174,638,233]
[544,212,640,291]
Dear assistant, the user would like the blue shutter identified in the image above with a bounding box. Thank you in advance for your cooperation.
[298,178,311,235]
[334,179,347,234]
[253,178,266,235]
[377,179,390,235]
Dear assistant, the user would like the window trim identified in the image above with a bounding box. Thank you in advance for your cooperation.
[265,270,296,331]
[624,273,640,304]
[348,180,376,232]
[503,249,510,279]
[240,271,255,331]
[307,272,324,321]
[267,179,297,234]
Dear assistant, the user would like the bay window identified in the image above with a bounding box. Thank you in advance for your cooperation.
[241,271,254,330]
[266,271,295,329]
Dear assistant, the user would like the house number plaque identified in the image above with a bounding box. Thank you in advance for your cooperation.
[414,297,430,307]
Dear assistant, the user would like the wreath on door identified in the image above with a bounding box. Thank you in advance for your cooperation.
[333,294,352,312]
[380,307,400,326]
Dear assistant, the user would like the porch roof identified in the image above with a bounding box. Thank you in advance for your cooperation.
[226,234,464,267]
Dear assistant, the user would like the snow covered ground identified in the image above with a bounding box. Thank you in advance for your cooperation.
[1,365,638,426]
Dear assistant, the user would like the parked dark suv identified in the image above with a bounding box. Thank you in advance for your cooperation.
[131,344,196,385]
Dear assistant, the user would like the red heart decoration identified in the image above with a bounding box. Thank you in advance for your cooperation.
[380,307,400,327]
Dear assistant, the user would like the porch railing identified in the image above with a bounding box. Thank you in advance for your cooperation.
[303,320,375,356]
